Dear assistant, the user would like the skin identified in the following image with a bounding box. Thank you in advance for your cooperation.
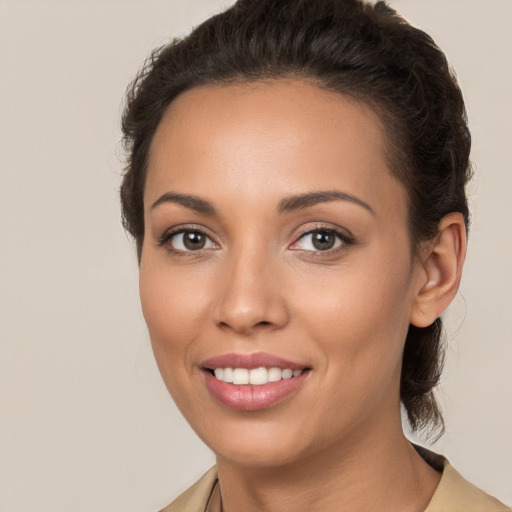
[139,80,466,512]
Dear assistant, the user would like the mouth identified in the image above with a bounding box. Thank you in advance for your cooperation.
[200,353,311,411]
[207,366,306,385]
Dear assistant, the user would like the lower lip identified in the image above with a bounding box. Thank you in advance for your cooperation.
[203,370,309,411]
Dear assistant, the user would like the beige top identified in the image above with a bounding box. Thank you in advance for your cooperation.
[160,452,510,512]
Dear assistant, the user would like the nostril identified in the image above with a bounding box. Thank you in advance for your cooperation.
[218,319,273,331]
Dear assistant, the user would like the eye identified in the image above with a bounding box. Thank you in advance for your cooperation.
[291,228,350,252]
[160,229,216,252]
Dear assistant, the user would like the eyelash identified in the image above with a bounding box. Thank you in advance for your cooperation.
[290,225,355,255]
[158,225,218,256]
[158,224,354,256]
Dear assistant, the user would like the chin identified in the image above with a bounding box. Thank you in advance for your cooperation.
[193,410,347,470]
[185,409,307,467]
[214,437,309,469]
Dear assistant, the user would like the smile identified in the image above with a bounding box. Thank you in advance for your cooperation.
[212,367,303,385]
[201,353,311,410]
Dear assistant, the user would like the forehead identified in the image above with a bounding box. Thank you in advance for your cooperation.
[145,80,406,217]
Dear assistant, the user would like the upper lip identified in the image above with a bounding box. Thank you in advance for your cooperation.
[201,352,309,371]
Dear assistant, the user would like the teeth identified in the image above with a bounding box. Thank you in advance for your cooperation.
[282,369,293,379]
[213,367,303,385]
[232,368,249,385]
[249,367,268,385]
[268,367,282,382]
[222,367,234,383]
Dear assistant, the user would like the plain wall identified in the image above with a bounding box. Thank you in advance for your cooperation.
[1,1,510,510]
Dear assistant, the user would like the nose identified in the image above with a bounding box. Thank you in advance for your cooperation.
[214,251,289,335]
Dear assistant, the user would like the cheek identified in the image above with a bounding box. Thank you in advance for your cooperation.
[293,251,414,380]
[290,264,413,440]
[138,255,210,380]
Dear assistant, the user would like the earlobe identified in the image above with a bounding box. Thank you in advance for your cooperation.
[410,213,467,328]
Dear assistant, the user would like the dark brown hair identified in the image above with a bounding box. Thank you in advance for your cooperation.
[121,0,471,436]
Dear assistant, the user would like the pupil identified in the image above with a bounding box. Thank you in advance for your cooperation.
[184,231,205,250]
[312,231,334,250]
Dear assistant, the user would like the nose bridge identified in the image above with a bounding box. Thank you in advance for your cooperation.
[216,240,288,334]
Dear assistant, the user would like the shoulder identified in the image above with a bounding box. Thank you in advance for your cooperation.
[155,459,511,512]
[425,459,510,512]
[158,466,218,512]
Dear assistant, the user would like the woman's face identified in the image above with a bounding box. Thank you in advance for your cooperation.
[140,81,426,467]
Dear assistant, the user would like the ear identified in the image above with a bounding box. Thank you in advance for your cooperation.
[410,213,467,328]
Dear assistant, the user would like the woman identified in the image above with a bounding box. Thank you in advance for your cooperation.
[120,0,510,510]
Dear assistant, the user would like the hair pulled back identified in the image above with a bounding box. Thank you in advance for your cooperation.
[121,0,471,436]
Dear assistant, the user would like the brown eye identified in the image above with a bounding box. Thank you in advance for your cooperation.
[291,228,349,252]
[163,229,216,252]
[311,230,336,250]
[183,231,206,250]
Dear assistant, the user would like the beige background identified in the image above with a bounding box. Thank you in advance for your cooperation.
[1,1,510,510]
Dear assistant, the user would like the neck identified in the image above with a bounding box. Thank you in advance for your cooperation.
[216,419,441,512]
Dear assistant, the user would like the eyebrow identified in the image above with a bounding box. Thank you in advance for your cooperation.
[278,190,375,215]
[151,189,374,216]
[151,193,217,214]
